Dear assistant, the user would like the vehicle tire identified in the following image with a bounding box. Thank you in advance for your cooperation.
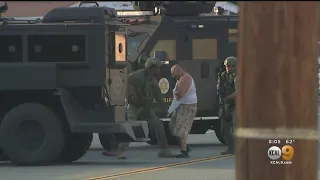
[0,148,9,161]
[57,133,93,163]
[98,133,119,151]
[213,121,227,145]
[0,103,65,165]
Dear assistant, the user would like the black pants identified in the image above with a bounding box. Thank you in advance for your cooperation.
[221,107,235,151]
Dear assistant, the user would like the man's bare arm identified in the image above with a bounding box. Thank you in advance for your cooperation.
[175,75,192,99]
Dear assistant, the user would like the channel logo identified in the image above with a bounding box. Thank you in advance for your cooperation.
[267,145,294,164]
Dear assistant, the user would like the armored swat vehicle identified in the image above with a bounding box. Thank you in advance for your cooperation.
[120,1,238,145]
[0,5,149,165]
[4,1,239,148]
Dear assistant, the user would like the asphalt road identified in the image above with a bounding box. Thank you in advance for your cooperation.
[0,132,233,180]
[0,104,319,180]
[2,130,319,180]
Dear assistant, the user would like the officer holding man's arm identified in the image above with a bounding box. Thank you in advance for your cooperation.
[217,57,237,155]
[103,57,175,159]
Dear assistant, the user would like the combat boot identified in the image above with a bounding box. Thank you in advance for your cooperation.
[157,149,175,158]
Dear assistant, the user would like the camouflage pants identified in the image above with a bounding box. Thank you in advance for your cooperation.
[221,107,236,151]
[118,104,169,151]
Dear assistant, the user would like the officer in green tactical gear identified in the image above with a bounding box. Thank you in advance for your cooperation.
[0,2,8,18]
[217,56,237,155]
[103,57,175,159]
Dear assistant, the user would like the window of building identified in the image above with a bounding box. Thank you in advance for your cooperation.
[192,39,217,60]
[0,35,23,63]
[149,40,176,60]
[28,35,86,62]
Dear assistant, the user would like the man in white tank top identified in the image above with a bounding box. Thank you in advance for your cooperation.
[168,64,197,158]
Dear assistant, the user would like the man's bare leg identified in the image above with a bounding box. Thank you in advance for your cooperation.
[179,137,187,151]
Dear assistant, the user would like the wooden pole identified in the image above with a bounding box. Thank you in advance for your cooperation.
[236,2,319,180]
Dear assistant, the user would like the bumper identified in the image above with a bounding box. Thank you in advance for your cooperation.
[71,121,149,142]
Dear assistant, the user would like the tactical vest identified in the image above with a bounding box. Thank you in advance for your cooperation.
[220,71,236,105]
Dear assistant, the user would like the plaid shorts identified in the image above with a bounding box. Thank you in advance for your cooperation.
[169,104,197,138]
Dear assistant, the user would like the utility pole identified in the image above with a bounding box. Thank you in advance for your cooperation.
[236,2,319,180]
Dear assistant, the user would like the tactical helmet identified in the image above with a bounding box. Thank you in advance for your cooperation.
[224,56,237,66]
[145,57,162,69]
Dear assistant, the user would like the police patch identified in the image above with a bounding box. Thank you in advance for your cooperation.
[158,78,169,94]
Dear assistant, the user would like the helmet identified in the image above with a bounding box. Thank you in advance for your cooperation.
[224,56,237,66]
[145,57,162,69]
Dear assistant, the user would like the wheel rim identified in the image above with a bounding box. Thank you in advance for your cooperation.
[15,120,46,151]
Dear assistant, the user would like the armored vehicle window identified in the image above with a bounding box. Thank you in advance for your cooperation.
[115,33,126,62]
[229,29,238,43]
[127,32,148,57]
[0,35,23,63]
[28,35,86,63]
[150,40,176,60]
[192,39,217,60]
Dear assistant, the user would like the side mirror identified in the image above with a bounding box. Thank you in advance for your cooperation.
[109,31,127,68]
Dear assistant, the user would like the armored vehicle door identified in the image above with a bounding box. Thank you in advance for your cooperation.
[139,18,237,116]
[106,32,128,119]
[175,22,229,114]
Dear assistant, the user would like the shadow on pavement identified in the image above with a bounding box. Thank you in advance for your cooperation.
[90,143,226,151]
[0,160,151,167]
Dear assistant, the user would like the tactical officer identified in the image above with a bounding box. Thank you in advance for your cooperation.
[104,57,175,159]
[217,56,237,155]
[0,2,8,18]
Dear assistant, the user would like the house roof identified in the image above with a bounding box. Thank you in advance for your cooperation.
[1,1,76,17]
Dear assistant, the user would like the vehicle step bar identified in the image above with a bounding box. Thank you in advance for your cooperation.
[161,116,219,121]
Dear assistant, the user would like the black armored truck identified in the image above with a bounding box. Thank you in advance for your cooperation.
[0,5,149,165]
[119,1,238,145]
